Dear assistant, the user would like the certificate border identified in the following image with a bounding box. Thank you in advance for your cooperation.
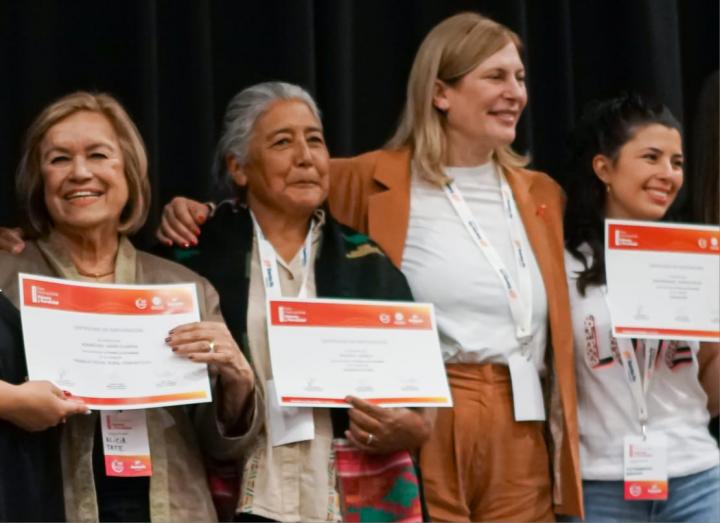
[605,219,720,342]
[267,297,453,408]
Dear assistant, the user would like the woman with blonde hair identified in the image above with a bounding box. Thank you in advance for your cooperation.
[8,11,583,522]
[327,13,583,521]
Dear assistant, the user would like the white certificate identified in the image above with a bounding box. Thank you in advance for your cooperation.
[19,273,212,409]
[266,298,452,408]
[605,220,720,341]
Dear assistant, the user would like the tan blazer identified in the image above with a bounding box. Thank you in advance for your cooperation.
[327,148,583,517]
[0,240,261,522]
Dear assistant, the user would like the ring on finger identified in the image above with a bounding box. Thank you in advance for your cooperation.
[208,340,215,353]
[366,433,375,446]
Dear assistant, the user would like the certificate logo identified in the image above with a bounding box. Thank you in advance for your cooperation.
[615,229,639,247]
[698,238,708,249]
[379,313,391,324]
[628,484,642,497]
[648,484,662,495]
[150,296,165,311]
[278,306,307,323]
[111,459,125,473]
[135,298,148,310]
[408,313,424,325]
[30,285,60,306]
[130,459,147,471]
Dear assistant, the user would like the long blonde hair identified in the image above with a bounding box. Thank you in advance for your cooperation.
[386,12,529,185]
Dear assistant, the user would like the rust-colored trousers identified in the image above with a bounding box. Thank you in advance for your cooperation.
[419,364,554,522]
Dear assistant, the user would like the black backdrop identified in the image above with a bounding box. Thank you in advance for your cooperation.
[1,0,717,245]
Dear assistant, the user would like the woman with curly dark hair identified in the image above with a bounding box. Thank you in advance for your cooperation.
[562,93,720,522]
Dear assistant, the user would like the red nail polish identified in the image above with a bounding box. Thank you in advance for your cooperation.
[183,242,190,248]
[536,204,547,217]
[197,215,206,224]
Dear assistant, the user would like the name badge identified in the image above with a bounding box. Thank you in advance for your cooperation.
[507,352,545,421]
[623,434,668,500]
[266,379,314,446]
[100,410,152,477]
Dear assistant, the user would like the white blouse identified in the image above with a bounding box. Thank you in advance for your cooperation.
[401,162,548,371]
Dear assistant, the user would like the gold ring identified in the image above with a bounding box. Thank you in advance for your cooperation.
[208,340,215,353]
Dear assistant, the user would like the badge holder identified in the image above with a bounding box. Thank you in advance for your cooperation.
[100,410,152,477]
[507,350,545,421]
[623,430,668,500]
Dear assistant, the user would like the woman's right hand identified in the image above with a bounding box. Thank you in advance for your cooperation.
[157,196,211,247]
[0,226,26,254]
[0,380,88,432]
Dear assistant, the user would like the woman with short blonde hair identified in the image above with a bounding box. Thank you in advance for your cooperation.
[0,90,257,522]
[16,91,150,237]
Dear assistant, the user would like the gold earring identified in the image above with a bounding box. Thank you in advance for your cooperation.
[606,184,611,194]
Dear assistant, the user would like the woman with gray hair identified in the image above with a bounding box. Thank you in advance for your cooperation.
[163,81,431,522]
[153,13,584,521]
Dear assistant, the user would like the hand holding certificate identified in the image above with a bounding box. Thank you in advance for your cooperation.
[605,220,720,341]
[19,273,212,409]
[266,298,452,408]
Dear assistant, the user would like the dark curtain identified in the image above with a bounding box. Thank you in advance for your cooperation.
[1,0,717,246]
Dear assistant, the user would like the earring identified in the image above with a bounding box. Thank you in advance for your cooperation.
[606,184,611,194]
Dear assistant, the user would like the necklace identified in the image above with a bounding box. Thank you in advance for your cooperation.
[76,268,115,279]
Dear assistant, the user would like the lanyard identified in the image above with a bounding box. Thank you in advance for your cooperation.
[251,211,314,299]
[604,292,659,439]
[443,167,533,354]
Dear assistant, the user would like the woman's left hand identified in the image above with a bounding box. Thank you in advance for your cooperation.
[344,396,432,454]
[166,321,255,419]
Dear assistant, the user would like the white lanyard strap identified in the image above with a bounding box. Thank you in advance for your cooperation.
[443,168,533,351]
[616,337,659,438]
[606,292,659,437]
[251,211,314,299]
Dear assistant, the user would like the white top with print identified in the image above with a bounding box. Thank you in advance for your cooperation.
[565,246,719,479]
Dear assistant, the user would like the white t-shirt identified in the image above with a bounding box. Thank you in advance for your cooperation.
[565,246,719,479]
[400,162,547,371]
